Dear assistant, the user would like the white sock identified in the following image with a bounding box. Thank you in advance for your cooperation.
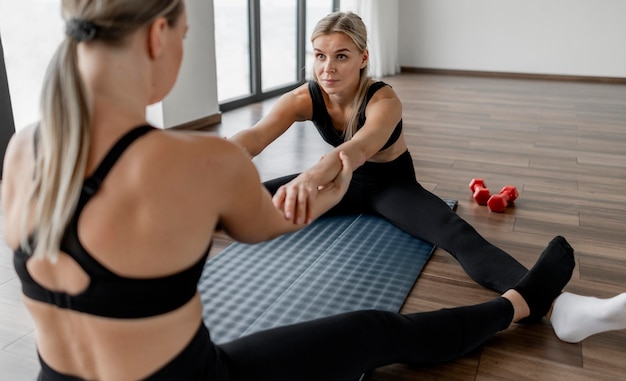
[550,292,626,343]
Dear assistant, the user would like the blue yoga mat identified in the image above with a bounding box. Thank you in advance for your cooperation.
[199,200,456,344]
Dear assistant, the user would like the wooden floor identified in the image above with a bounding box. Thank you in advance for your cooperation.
[1,73,625,379]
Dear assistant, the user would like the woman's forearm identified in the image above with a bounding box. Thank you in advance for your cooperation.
[305,146,366,188]
[229,130,262,157]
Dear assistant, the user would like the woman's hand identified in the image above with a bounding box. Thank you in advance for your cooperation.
[272,173,318,224]
[273,151,352,224]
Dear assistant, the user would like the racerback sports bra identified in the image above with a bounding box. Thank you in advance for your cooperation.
[13,125,210,319]
[308,81,403,151]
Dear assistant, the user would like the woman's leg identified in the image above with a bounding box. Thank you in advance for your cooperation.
[371,181,528,293]
[214,237,573,381]
[218,299,513,381]
[264,169,528,293]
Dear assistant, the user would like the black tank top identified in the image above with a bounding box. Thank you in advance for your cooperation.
[13,125,210,319]
[308,81,403,150]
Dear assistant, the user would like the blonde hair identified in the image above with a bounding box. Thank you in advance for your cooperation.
[22,0,184,261]
[311,11,370,141]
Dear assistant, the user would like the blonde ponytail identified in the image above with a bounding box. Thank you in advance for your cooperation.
[21,37,91,261]
[344,73,370,142]
[20,0,184,261]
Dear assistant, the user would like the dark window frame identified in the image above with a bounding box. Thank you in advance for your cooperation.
[219,0,340,112]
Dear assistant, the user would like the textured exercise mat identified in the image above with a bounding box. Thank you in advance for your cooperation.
[199,200,457,344]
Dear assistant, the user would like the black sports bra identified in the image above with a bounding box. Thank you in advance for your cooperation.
[308,81,403,151]
[13,125,210,319]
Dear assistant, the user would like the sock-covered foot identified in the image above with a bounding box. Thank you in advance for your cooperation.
[550,292,626,343]
[514,236,575,324]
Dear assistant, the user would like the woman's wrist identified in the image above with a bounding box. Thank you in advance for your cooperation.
[305,157,339,187]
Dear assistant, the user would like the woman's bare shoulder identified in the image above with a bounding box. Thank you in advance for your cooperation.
[2,123,38,181]
[371,81,400,101]
[4,123,38,159]
[146,129,244,167]
[135,130,253,187]
[1,124,39,244]
[270,82,313,122]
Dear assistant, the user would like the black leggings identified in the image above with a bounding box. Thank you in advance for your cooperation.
[264,150,528,293]
[217,297,513,381]
[37,298,513,381]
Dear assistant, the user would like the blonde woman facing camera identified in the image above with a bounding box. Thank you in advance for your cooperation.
[230,11,626,342]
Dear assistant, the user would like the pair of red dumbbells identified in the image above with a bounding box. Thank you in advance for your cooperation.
[469,178,518,213]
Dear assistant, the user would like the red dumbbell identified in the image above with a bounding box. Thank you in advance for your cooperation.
[469,178,491,205]
[487,185,518,212]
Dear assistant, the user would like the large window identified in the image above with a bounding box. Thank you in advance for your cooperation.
[1,0,339,130]
[214,0,251,102]
[214,0,336,111]
[0,0,63,131]
[260,0,298,92]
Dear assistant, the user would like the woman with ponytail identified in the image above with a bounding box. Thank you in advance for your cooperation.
[1,2,587,380]
[232,10,534,293]
[230,11,626,343]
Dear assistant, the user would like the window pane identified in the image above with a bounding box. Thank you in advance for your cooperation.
[260,0,297,91]
[305,0,335,80]
[214,0,251,102]
[0,0,63,131]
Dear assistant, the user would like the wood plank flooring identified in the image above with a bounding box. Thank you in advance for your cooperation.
[1,73,625,380]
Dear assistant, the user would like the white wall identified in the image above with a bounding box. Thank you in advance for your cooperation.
[398,0,626,78]
[148,0,219,128]
[0,0,64,131]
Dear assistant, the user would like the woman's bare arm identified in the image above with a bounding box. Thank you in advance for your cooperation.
[214,138,352,243]
[273,85,403,224]
[229,84,312,157]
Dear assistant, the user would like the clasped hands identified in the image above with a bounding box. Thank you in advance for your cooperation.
[272,151,352,225]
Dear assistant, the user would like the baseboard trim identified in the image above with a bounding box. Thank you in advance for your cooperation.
[400,67,626,84]
[170,112,222,131]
